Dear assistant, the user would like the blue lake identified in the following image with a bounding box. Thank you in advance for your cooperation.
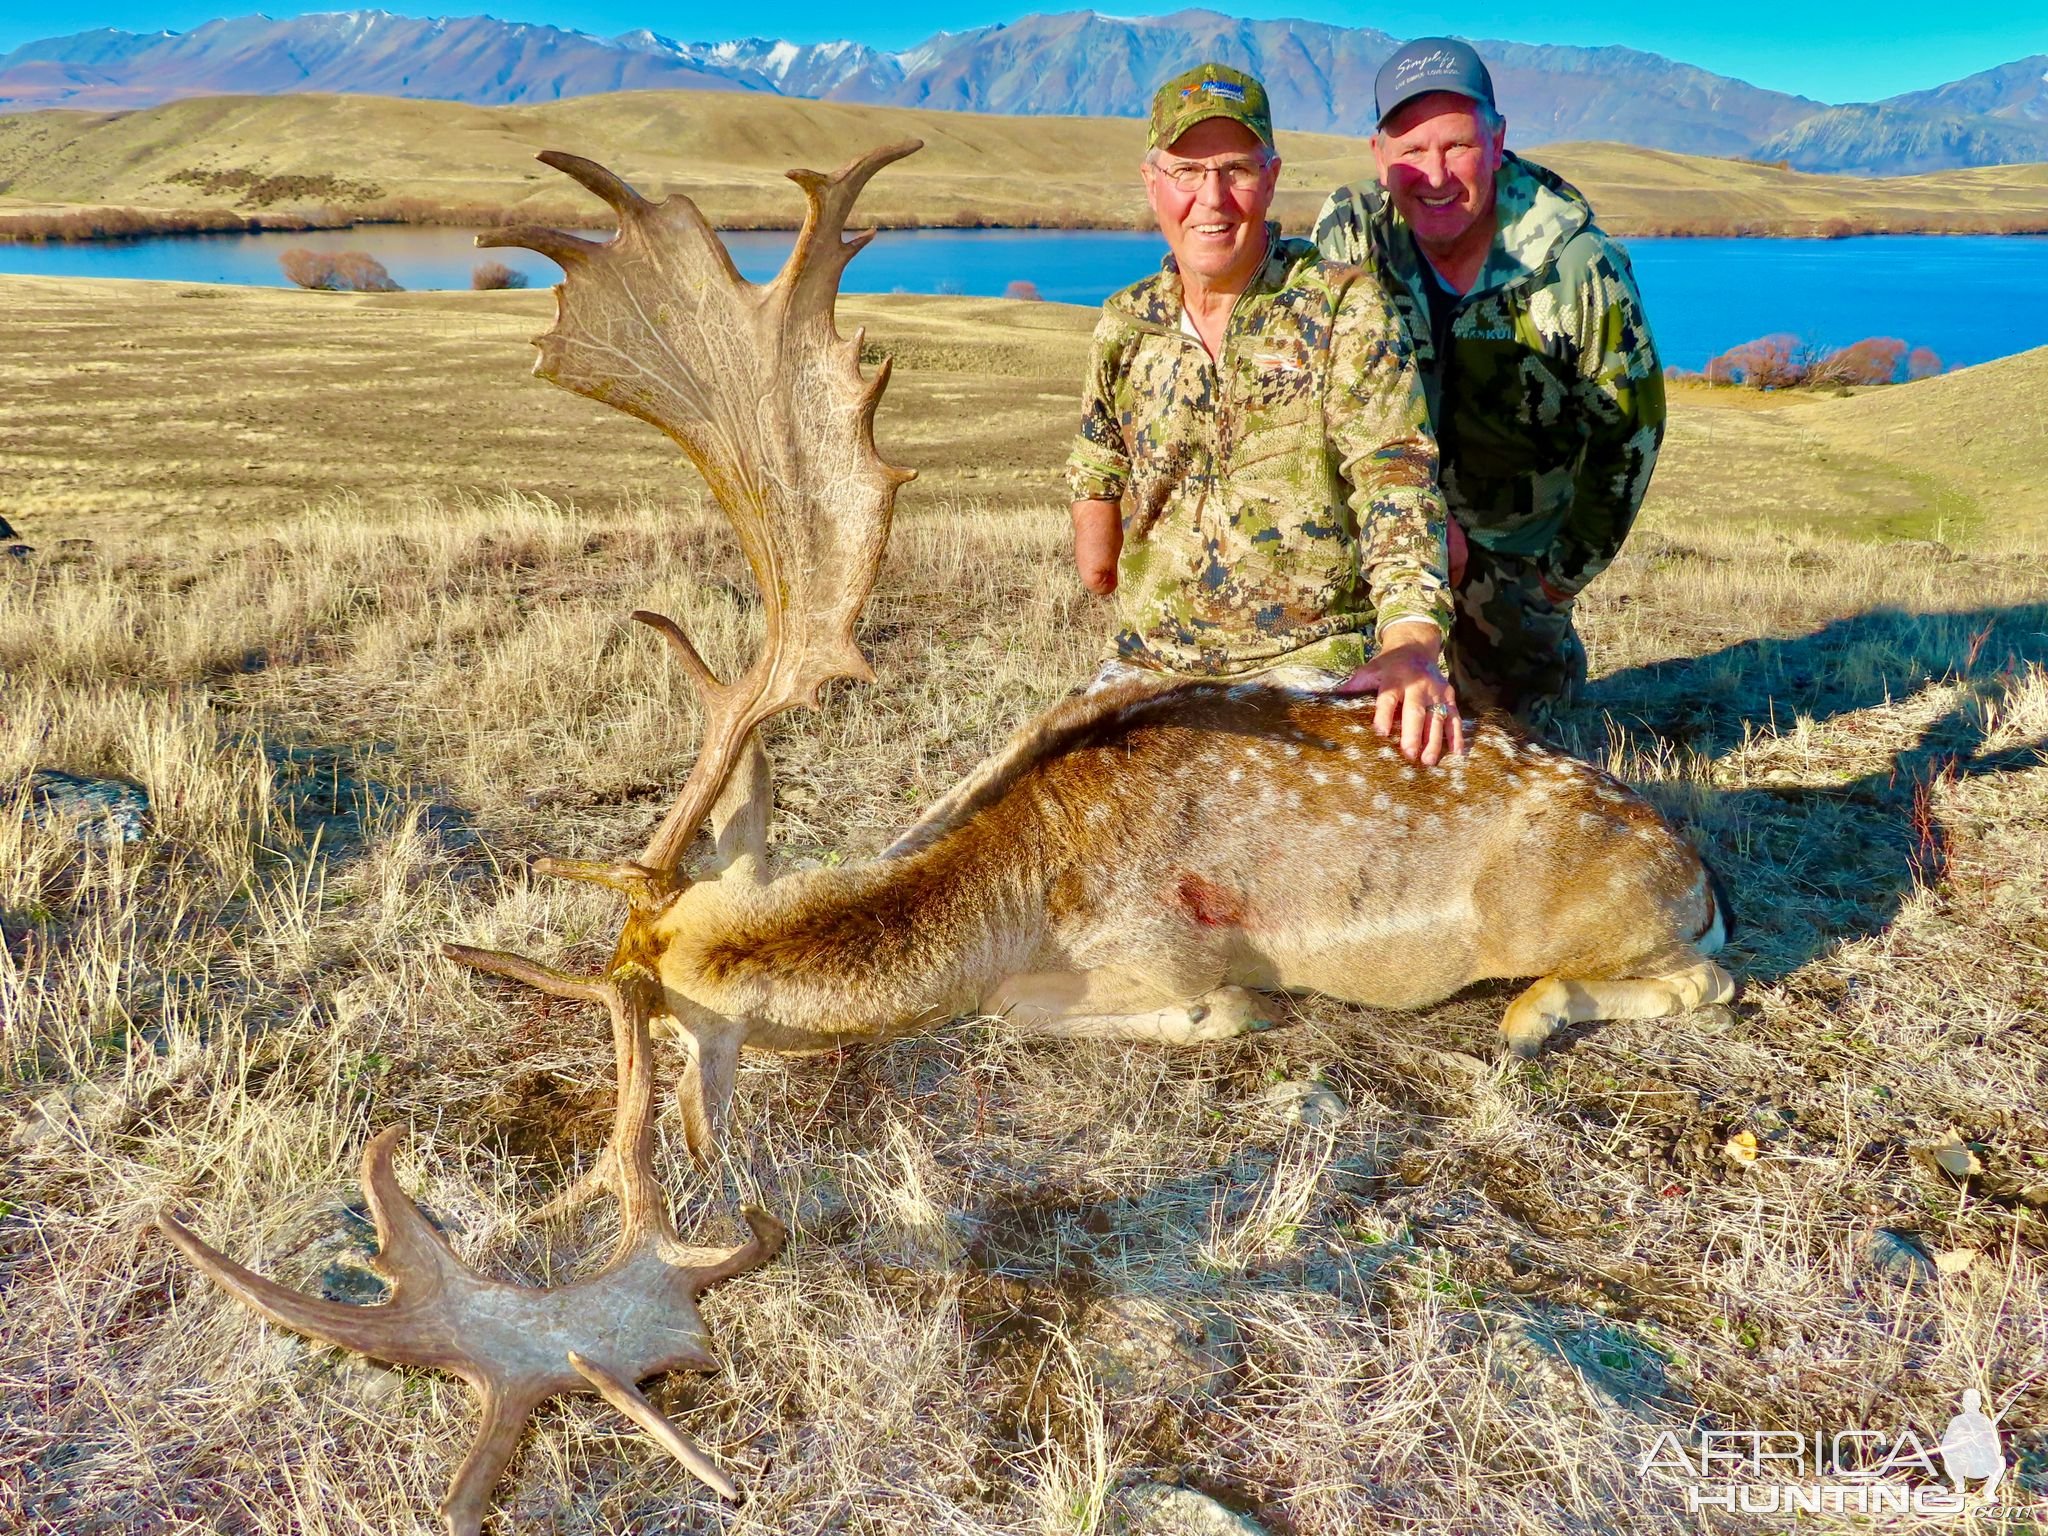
[4,223,2046,372]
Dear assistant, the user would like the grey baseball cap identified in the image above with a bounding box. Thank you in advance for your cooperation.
[1374,37,1497,127]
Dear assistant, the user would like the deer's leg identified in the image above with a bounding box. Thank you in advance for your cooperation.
[986,970,1274,1044]
[1500,953,1736,1058]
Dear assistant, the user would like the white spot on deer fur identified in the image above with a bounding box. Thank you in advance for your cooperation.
[1285,789,1302,809]
[1342,744,1362,760]
[1310,769,1330,785]
[1578,813,1606,832]
[1505,772,1523,786]
[1422,813,1444,833]
[1247,747,1267,763]
[1227,768,1244,784]
[1401,766,1416,780]
[1337,810,1357,826]
[1348,772,1365,786]
[1379,746,1399,760]
[1390,804,1410,822]
[1283,742,1302,757]
[1347,722,1367,735]
[1372,792,1390,811]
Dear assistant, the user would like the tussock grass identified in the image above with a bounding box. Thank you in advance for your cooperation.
[5,482,2047,1531]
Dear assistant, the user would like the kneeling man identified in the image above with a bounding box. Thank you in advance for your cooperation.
[1068,63,1461,764]
[1316,39,1664,728]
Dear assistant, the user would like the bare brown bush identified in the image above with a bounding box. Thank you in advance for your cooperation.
[1810,337,1909,387]
[469,260,529,291]
[0,207,268,242]
[1705,333,1807,389]
[279,248,403,293]
[1704,334,1947,391]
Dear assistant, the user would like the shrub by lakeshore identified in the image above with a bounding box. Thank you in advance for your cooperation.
[1671,334,1946,388]
[0,206,345,242]
[470,260,529,291]
[279,248,403,293]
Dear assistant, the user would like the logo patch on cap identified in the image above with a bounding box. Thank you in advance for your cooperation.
[1391,49,1462,91]
[1202,80,1247,101]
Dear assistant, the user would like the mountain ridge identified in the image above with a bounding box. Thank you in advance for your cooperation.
[0,8,2038,175]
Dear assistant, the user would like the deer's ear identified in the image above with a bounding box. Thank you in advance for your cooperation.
[699,738,771,885]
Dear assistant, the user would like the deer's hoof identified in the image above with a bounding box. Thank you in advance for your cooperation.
[1503,1018,1562,1059]
[1693,1003,1737,1033]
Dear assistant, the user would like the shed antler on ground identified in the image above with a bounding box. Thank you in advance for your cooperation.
[154,139,923,1536]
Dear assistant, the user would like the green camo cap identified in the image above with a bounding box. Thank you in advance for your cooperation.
[1148,62,1275,152]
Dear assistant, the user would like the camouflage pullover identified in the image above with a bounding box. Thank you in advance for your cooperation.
[1313,154,1663,600]
[1066,232,1451,677]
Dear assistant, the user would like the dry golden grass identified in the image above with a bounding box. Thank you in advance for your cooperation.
[6,91,2048,237]
[4,277,2048,1532]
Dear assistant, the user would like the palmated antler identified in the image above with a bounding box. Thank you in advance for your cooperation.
[448,145,920,1179]
[479,143,919,887]
[158,967,783,1536]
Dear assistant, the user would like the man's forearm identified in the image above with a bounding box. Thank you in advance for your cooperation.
[1070,498,1123,595]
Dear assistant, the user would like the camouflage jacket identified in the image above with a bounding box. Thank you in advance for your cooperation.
[1065,232,1451,677]
[1313,154,1663,599]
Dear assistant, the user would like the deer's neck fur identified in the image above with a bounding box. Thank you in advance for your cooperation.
[653,805,1050,1042]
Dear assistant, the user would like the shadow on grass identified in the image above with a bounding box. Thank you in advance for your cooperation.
[1581,602,2048,981]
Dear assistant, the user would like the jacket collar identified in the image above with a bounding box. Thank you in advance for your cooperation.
[1107,223,1296,328]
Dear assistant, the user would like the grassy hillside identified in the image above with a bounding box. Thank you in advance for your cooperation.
[4,275,2047,1534]
[1796,348,2048,534]
[1536,141,2048,235]
[0,90,1357,231]
[4,90,2048,235]
[3,275,2039,545]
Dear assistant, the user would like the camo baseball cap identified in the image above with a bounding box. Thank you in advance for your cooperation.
[1148,62,1275,152]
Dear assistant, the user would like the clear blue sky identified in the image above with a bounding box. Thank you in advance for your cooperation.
[3,3,2041,103]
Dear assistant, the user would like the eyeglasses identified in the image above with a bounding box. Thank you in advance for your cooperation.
[1150,155,1271,192]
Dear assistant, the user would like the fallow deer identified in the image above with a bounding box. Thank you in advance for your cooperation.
[444,142,1736,1184]
[154,142,1733,1533]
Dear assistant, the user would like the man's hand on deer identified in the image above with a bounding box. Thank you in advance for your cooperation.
[1338,618,1465,765]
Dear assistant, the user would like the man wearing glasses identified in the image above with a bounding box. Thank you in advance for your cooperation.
[1315,39,1664,730]
[1066,63,1463,766]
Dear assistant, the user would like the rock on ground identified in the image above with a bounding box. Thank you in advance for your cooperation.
[21,769,150,845]
[1113,1483,1269,1536]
